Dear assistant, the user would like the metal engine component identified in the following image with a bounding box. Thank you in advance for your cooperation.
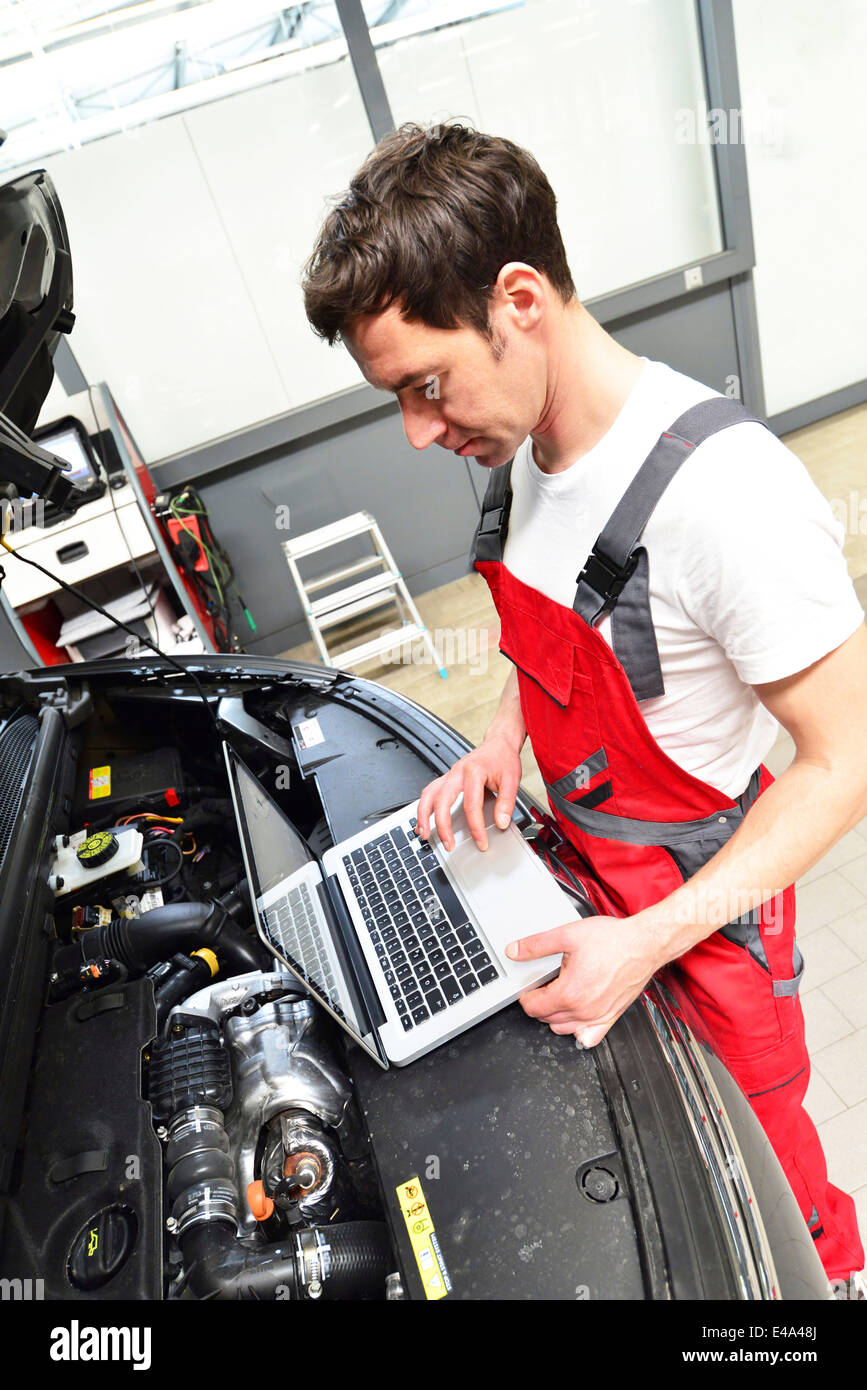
[262,1113,338,1219]
[224,997,352,1231]
[169,969,353,1235]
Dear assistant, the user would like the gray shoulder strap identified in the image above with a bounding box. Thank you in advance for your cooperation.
[469,456,514,565]
[573,396,770,701]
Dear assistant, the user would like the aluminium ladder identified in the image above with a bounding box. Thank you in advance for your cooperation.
[282,511,447,678]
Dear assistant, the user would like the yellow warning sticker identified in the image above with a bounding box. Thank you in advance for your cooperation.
[395,1176,452,1300]
[88,766,111,800]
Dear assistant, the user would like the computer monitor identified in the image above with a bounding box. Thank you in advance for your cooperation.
[31,416,102,495]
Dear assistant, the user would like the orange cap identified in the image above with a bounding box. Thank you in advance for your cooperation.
[246,1180,274,1222]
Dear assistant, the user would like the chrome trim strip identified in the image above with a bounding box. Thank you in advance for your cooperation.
[642,983,780,1300]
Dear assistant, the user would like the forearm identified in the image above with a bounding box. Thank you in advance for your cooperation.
[483,666,526,753]
[638,753,867,966]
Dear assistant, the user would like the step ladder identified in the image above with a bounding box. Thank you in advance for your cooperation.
[282,511,447,678]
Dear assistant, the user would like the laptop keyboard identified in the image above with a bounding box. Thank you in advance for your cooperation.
[342,820,500,1033]
[263,881,341,1011]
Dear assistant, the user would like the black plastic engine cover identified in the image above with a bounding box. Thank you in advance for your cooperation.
[0,977,162,1299]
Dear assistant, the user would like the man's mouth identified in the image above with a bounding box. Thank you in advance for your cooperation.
[454,438,481,455]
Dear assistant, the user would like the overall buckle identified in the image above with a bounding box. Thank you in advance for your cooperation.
[477,493,512,539]
[576,545,638,608]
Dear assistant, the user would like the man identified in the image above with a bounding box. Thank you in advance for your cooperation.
[303,121,867,1287]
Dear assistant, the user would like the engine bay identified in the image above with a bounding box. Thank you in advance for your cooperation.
[1,672,418,1300]
[0,662,829,1304]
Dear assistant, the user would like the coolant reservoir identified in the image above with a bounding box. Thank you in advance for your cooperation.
[48,826,144,897]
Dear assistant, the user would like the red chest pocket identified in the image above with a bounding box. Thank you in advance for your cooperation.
[497,600,604,788]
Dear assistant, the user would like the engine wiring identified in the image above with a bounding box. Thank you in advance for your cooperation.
[161,487,257,653]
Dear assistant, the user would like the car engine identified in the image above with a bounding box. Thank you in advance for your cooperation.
[0,675,405,1301]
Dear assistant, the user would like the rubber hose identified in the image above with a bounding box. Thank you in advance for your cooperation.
[178,1220,392,1301]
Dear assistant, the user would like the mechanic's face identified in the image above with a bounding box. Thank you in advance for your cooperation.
[343,275,549,469]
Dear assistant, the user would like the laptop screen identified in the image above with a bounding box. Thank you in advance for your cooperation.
[233,757,312,896]
[228,749,373,1049]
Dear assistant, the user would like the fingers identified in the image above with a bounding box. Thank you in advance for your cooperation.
[505,923,575,964]
[516,974,574,1019]
[493,764,520,831]
[547,1021,612,1047]
[416,776,443,842]
[417,773,458,848]
[461,764,490,851]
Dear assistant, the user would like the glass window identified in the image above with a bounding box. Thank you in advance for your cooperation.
[1,2,350,171]
[364,0,725,300]
[12,2,374,461]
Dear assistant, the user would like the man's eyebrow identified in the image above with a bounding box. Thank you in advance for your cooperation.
[377,368,439,393]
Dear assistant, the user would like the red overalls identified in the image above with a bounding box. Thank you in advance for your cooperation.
[471,394,863,1284]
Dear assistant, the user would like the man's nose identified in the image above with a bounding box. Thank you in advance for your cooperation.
[401,401,448,451]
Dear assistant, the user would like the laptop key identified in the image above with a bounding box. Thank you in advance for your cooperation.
[428,946,445,965]
[395,997,407,1014]
[447,946,464,964]
[454,959,471,978]
[440,974,462,1005]
[417,972,435,994]
[425,989,446,1014]
[412,1006,430,1025]
[477,965,500,985]
[473,952,491,970]
[460,975,480,995]
[457,925,477,945]
[409,948,425,966]
[466,938,485,958]
[406,990,423,1010]
[400,1014,414,1032]
[396,964,412,982]
[434,960,452,981]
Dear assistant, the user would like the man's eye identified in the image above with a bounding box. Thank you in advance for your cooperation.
[414,383,430,394]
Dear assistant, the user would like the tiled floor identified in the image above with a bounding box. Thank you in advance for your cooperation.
[280,396,867,1261]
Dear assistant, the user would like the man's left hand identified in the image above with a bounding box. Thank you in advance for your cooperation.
[505,914,665,1047]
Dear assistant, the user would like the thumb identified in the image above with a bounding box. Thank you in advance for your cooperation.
[494,797,513,829]
[505,925,571,962]
[577,1023,610,1049]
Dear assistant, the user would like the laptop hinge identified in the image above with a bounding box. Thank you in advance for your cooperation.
[317,874,389,1069]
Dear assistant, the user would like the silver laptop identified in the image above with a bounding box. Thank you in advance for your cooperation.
[224,742,576,1067]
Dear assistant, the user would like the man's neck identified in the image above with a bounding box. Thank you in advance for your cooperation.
[530,303,646,475]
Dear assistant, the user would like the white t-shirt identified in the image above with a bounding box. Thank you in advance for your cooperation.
[502,356,864,799]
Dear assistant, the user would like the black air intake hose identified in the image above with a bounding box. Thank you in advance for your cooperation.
[178,1220,392,1301]
[59,900,269,977]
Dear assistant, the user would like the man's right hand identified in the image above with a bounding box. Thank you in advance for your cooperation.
[416,732,523,853]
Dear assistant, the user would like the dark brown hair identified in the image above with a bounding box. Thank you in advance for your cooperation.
[302,121,577,348]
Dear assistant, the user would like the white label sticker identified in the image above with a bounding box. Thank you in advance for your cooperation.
[294,716,325,750]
